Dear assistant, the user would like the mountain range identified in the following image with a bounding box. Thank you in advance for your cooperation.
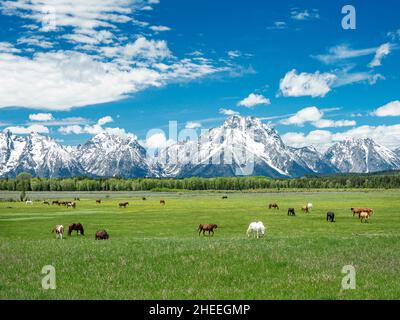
[1,115,400,178]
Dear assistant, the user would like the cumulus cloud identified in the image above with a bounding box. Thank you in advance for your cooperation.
[185,122,202,129]
[368,43,391,68]
[279,69,337,98]
[5,124,49,134]
[145,132,174,149]
[282,124,400,152]
[0,1,226,111]
[237,93,271,108]
[219,108,239,116]
[281,106,356,128]
[372,100,400,117]
[97,116,113,126]
[29,113,54,121]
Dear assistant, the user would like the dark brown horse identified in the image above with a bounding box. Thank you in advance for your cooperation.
[160,200,166,206]
[119,202,129,208]
[288,208,296,216]
[222,196,228,199]
[198,224,218,236]
[96,199,101,204]
[52,200,59,205]
[142,197,147,201]
[68,223,84,236]
[269,203,279,210]
[95,230,109,240]
[43,201,50,205]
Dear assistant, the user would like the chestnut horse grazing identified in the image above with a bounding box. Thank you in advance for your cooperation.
[351,207,373,218]
[68,223,84,236]
[269,203,279,210]
[160,200,166,206]
[96,199,101,204]
[119,202,129,208]
[198,224,218,236]
[301,205,309,213]
[95,230,109,240]
[52,225,64,239]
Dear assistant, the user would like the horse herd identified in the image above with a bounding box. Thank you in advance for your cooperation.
[45,197,374,241]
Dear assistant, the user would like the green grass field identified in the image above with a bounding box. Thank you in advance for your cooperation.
[1,190,400,300]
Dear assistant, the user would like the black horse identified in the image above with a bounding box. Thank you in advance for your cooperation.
[288,208,296,216]
[326,212,335,222]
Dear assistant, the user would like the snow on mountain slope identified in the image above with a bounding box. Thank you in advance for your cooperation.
[158,115,315,178]
[0,131,85,178]
[323,138,400,173]
[289,146,338,174]
[76,132,156,178]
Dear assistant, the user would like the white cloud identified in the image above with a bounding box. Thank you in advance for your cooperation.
[291,9,320,21]
[281,106,356,128]
[227,50,241,58]
[17,36,53,49]
[313,45,377,64]
[279,69,337,98]
[266,21,287,30]
[58,125,83,135]
[5,124,49,134]
[368,43,391,68]
[145,132,168,148]
[283,124,400,152]
[150,25,171,32]
[97,116,113,126]
[372,100,400,117]
[28,113,54,121]
[237,93,270,108]
[0,2,225,110]
[59,116,120,136]
[0,42,21,53]
[185,122,202,129]
[282,130,333,152]
[219,108,239,116]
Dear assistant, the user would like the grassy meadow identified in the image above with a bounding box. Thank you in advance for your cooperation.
[0,190,400,300]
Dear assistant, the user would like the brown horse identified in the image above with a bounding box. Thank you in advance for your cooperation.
[68,223,84,236]
[43,201,50,205]
[301,205,309,213]
[222,196,228,199]
[142,197,147,201]
[351,207,373,217]
[360,211,371,223]
[119,202,129,208]
[96,199,101,204]
[160,200,166,206]
[95,230,109,240]
[52,200,59,205]
[269,203,279,210]
[198,224,218,236]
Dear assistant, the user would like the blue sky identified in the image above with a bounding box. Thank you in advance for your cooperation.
[0,0,399,151]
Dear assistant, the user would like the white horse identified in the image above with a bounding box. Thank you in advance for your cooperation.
[52,225,64,239]
[246,221,266,239]
[307,203,313,210]
[25,200,33,205]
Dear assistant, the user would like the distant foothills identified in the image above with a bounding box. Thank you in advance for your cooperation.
[1,115,400,180]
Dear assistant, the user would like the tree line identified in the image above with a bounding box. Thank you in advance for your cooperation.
[1,172,400,192]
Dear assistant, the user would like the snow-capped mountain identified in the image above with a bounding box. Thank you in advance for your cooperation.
[323,138,400,173]
[75,132,156,178]
[1,116,400,178]
[0,131,84,178]
[157,115,316,178]
[289,146,338,174]
[395,148,400,158]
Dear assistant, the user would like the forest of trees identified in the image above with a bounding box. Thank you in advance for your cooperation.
[1,171,400,192]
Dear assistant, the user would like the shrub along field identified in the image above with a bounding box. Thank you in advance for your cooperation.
[0,191,399,299]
